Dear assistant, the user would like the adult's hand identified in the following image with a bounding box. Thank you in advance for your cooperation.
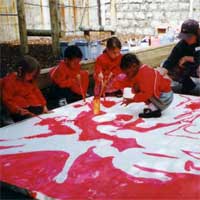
[179,56,194,67]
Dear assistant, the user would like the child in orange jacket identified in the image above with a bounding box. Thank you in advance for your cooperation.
[120,53,173,118]
[94,37,126,97]
[50,45,89,103]
[2,55,48,122]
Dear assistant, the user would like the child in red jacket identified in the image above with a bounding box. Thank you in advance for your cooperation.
[50,45,89,103]
[2,55,48,122]
[120,53,173,118]
[94,37,126,97]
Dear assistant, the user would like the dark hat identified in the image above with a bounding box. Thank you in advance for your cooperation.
[178,19,199,39]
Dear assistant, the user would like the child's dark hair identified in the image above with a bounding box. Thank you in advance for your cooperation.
[106,37,122,50]
[64,45,83,59]
[17,55,40,80]
[120,53,141,70]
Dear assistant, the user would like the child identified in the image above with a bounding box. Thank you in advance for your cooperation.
[50,45,89,103]
[2,55,48,122]
[120,53,173,118]
[94,37,125,97]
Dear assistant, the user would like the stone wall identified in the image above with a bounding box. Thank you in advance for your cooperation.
[104,0,200,35]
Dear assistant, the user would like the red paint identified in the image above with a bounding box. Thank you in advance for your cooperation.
[185,160,200,171]
[25,117,75,139]
[74,110,142,151]
[0,149,200,199]
[144,152,178,159]
[175,112,192,119]
[1,96,200,199]
[176,95,192,107]
[183,150,200,160]
[121,118,181,133]
[73,104,84,108]
[101,100,116,108]
[112,137,143,151]
[0,145,23,150]
[116,114,133,121]
[186,102,200,111]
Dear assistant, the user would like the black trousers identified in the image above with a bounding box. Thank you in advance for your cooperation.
[11,106,43,122]
[168,62,198,94]
[51,84,82,104]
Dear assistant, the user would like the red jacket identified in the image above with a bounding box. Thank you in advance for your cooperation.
[94,52,124,93]
[94,51,122,80]
[2,73,46,114]
[130,65,171,102]
[50,60,89,95]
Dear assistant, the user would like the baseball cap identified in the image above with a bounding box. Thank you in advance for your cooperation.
[178,19,199,39]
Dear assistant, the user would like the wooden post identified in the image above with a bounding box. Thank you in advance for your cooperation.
[110,0,116,28]
[97,0,102,27]
[16,0,28,55]
[49,0,60,58]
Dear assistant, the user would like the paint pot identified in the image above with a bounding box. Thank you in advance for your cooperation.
[123,87,135,99]
[93,97,100,115]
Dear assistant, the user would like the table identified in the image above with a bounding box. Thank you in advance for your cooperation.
[0,94,200,199]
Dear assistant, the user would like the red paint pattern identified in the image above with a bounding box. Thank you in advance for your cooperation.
[186,102,200,111]
[0,149,200,199]
[73,104,84,108]
[116,114,133,121]
[74,110,142,151]
[101,100,116,108]
[1,95,200,199]
[121,118,181,133]
[144,152,178,159]
[0,145,24,150]
[185,160,200,171]
[25,118,75,139]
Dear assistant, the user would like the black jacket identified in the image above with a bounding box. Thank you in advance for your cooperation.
[163,39,200,71]
[194,38,200,66]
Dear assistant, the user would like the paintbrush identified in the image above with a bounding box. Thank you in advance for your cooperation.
[99,72,113,99]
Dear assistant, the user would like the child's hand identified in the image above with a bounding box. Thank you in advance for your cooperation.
[18,108,34,116]
[43,106,49,113]
[76,74,81,81]
[121,98,134,106]
[98,72,104,82]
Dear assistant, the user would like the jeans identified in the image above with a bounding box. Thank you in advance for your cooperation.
[150,91,174,111]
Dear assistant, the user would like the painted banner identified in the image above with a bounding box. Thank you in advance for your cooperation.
[0,94,200,199]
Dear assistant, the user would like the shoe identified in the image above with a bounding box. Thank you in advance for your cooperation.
[139,108,161,118]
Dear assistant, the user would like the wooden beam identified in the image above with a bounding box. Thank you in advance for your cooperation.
[16,0,28,55]
[27,29,52,37]
[49,0,60,57]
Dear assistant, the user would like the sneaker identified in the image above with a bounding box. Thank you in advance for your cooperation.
[139,108,161,118]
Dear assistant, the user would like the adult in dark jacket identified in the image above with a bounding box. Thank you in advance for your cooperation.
[163,19,200,95]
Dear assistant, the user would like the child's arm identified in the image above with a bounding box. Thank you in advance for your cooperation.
[2,80,21,114]
[94,57,104,81]
[33,85,47,106]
